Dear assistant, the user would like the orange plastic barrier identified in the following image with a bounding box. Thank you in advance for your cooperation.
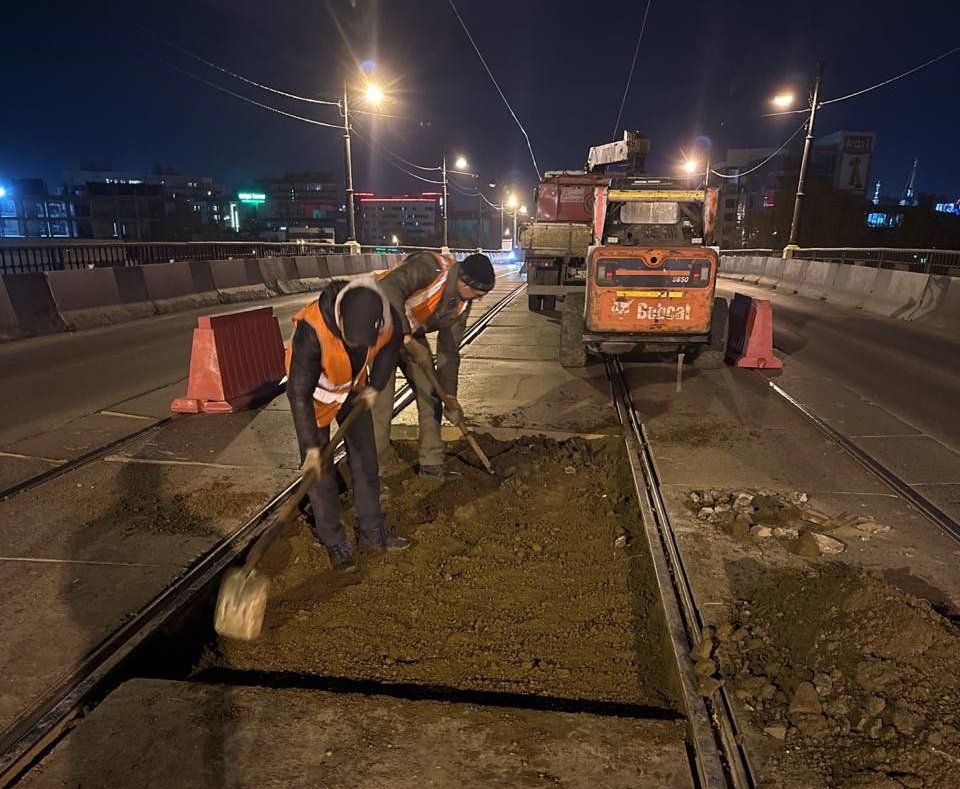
[725,293,783,370]
[171,307,285,413]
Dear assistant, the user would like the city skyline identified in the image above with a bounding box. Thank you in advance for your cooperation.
[2,0,958,203]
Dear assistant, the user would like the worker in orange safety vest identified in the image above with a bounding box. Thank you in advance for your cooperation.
[373,252,495,482]
[286,277,407,573]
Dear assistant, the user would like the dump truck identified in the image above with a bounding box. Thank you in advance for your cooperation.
[520,133,726,367]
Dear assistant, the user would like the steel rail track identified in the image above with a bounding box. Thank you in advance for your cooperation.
[0,282,527,788]
[760,377,960,546]
[604,354,754,789]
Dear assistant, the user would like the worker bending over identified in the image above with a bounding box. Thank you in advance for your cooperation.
[286,277,408,573]
[373,252,495,479]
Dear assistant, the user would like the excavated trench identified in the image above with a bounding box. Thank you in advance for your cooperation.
[194,436,682,715]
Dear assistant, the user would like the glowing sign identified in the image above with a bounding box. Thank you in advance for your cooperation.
[238,192,266,204]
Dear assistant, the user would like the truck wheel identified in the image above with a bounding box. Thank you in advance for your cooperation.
[692,296,729,369]
[528,294,543,313]
[559,293,587,368]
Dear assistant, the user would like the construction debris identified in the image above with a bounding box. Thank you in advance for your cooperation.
[687,489,891,555]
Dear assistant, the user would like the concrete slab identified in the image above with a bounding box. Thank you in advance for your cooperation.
[0,563,176,733]
[465,325,561,347]
[106,381,187,419]
[0,412,149,462]
[852,435,960,485]
[19,679,694,789]
[911,483,960,523]
[0,454,58,492]
[463,344,559,361]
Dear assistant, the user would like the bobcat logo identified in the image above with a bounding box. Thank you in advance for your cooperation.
[637,303,691,321]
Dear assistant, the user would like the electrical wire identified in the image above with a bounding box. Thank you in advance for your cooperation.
[138,24,342,106]
[351,125,446,184]
[352,117,441,171]
[611,0,654,139]
[821,45,960,106]
[709,119,809,179]
[762,44,960,116]
[445,0,540,176]
[162,61,344,129]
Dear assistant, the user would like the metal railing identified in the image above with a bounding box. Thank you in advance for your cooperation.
[721,247,960,277]
[0,239,511,275]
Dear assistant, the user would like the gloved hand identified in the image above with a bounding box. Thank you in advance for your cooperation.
[443,395,464,426]
[357,385,378,410]
[403,335,431,369]
[301,446,324,480]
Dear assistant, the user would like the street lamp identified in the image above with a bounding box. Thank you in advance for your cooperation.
[772,92,795,109]
[682,159,699,175]
[784,63,823,253]
[391,234,399,246]
[342,77,388,247]
[439,154,476,250]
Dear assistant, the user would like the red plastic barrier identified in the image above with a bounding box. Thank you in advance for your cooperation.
[171,307,285,413]
[725,293,783,370]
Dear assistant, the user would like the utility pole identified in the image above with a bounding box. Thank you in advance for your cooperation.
[785,62,823,255]
[441,155,449,251]
[476,193,483,248]
[341,83,358,248]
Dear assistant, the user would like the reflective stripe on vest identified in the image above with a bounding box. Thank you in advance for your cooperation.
[393,252,468,332]
[286,299,393,427]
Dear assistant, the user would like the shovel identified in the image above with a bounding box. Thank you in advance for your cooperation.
[213,404,365,641]
[407,349,495,475]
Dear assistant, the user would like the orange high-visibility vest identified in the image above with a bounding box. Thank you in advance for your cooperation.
[381,252,467,332]
[286,299,393,428]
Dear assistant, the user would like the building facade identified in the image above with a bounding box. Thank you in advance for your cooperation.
[357,193,441,246]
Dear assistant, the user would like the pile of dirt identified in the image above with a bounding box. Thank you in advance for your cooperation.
[217,437,676,709]
[709,562,960,788]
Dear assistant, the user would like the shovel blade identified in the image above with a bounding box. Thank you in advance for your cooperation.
[214,567,271,641]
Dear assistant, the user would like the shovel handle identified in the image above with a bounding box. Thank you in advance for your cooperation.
[407,348,494,474]
[246,401,366,568]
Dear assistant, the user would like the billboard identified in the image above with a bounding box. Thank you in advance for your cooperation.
[835,134,874,193]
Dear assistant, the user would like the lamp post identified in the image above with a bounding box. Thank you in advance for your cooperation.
[341,78,386,249]
[785,62,824,254]
[440,155,471,251]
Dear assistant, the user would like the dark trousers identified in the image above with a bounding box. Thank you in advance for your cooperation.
[305,397,384,548]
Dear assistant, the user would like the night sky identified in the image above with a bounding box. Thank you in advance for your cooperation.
[2,0,959,211]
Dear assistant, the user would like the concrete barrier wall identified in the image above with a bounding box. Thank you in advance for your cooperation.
[46,267,155,330]
[0,272,66,339]
[721,255,958,335]
[0,254,410,342]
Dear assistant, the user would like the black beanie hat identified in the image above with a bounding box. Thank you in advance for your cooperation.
[339,286,384,347]
[458,253,495,292]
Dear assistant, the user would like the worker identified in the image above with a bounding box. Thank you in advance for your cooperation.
[286,277,409,573]
[373,252,495,480]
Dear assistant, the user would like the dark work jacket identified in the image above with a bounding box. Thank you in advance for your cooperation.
[286,281,403,455]
[377,251,471,397]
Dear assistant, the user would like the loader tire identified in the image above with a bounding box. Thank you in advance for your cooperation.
[692,296,729,369]
[560,292,587,368]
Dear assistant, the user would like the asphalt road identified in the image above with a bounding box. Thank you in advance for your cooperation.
[0,265,523,450]
[717,280,960,454]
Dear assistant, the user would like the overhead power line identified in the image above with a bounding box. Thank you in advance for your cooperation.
[445,0,540,176]
[709,119,809,179]
[821,44,960,106]
[763,44,960,116]
[139,24,341,106]
[352,118,442,171]
[350,125,446,184]
[161,61,343,129]
[611,0,654,139]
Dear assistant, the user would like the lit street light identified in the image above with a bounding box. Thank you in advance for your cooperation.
[682,159,699,175]
[364,82,385,106]
[342,75,389,247]
[391,234,399,246]
[772,92,795,109]
[454,155,469,171]
[441,154,475,250]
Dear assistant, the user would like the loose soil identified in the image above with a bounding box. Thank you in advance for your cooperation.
[684,488,960,788]
[216,437,677,710]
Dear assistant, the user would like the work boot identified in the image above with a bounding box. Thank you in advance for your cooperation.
[418,464,445,481]
[326,542,357,574]
[359,526,411,554]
